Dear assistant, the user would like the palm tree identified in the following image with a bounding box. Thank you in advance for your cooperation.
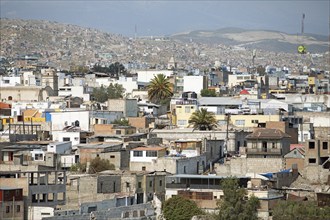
[189,108,217,130]
[147,74,173,104]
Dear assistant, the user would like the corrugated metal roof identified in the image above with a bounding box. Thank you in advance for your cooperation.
[132,146,165,151]
[168,174,249,179]
[199,97,242,106]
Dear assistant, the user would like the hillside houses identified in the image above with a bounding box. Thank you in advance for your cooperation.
[0,48,329,220]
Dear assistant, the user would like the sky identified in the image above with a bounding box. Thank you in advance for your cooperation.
[1,0,329,37]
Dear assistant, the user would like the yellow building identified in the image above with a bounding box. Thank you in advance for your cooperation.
[175,103,197,127]
[174,107,281,128]
[1,117,14,125]
[308,76,316,86]
[23,109,46,122]
[215,114,281,128]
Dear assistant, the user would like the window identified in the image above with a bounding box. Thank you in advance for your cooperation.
[185,106,190,113]
[309,158,316,164]
[177,120,187,126]
[309,142,315,149]
[138,182,142,188]
[251,120,259,123]
[217,120,226,126]
[63,137,70,141]
[272,142,276,149]
[235,120,245,126]
[146,151,157,157]
[34,153,43,161]
[133,151,143,157]
[116,130,122,135]
[41,213,51,216]
[159,180,162,187]
[323,142,328,150]
[142,166,146,171]
[110,155,115,158]
[216,107,225,115]
[6,206,10,213]
[16,205,20,212]
[149,181,153,187]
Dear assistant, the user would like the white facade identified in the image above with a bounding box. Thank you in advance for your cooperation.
[137,70,173,83]
[22,71,37,86]
[117,76,138,95]
[52,131,80,146]
[30,149,45,161]
[58,86,90,101]
[11,101,50,117]
[228,74,252,88]
[28,206,54,220]
[61,154,76,168]
[183,75,207,94]
[130,150,158,162]
[47,142,72,154]
[0,76,21,87]
[95,77,115,87]
[50,111,90,131]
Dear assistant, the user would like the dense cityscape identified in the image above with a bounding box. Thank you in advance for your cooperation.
[0,8,329,220]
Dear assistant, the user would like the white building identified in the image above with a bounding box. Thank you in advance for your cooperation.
[117,76,138,95]
[52,131,80,146]
[11,101,51,117]
[0,76,21,87]
[137,70,173,83]
[228,74,252,88]
[58,86,90,101]
[47,142,72,154]
[21,71,37,86]
[50,110,90,132]
[183,75,208,95]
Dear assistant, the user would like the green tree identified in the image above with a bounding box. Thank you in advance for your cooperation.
[70,163,87,173]
[109,62,127,78]
[162,196,204,220]
[92,83,125,102]
[216,177,259,220]
[272,200,330,220]
[88,157,115,174]
[147,74,173,104]
[112,118,130,126]
[107,83,125,99]
[188,108,217,130]
[92,85,108,102]
[201,89,217,97]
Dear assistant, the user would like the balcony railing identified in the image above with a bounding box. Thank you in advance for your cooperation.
[166,183,221,190]
[246,148,282,155]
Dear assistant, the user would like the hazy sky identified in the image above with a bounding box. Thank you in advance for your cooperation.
[1,1,329,37]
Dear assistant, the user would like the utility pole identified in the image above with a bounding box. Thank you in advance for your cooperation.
[225,113,230,158]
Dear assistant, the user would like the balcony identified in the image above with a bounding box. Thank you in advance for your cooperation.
[246,148,282,155]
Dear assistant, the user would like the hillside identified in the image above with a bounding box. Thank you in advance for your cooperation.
[171,28,329,53]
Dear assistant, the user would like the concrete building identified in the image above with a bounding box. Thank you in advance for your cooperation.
[93,124,136,136]
[228,74,252,88]
[0,187,24,220]
[47,142,72,154]
[245,128,291,158]
[284,146,305,171]
[108,99,138,117]
[41,68,58,96]
[0,170,66,220]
